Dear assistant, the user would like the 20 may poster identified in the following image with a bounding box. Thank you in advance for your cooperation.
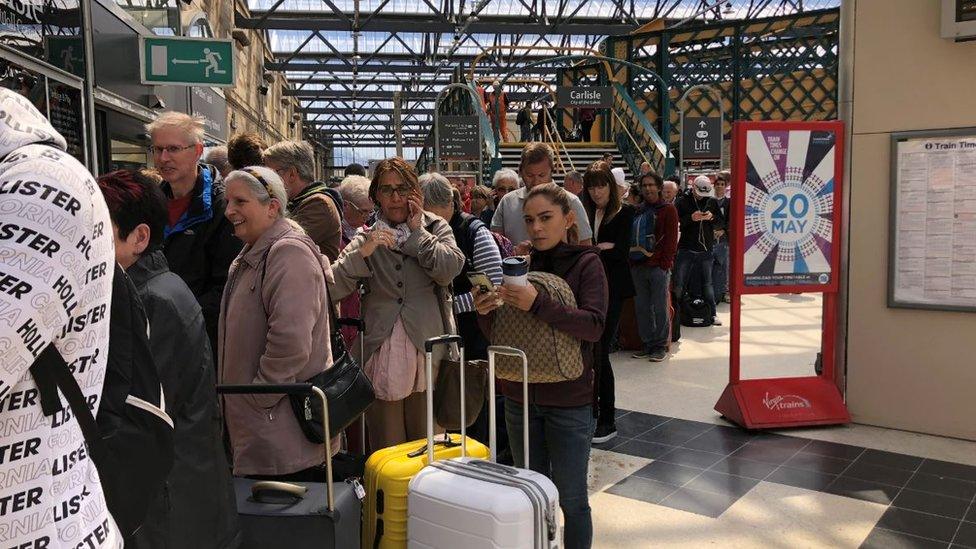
[742,128,837,287]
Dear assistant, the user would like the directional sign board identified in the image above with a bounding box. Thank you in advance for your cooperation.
[140,36,235,87]
[681,116,723,160]
[556,86,613,109]
[437,115,481,161]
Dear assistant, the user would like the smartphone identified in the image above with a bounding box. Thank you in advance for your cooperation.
[466,271,495,294]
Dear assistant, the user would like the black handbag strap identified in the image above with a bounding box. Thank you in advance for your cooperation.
[29,343,102,449]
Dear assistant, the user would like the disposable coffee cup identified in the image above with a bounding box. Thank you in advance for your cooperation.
[502,256,529,286]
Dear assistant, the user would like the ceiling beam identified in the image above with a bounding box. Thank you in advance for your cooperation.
[273,51,571,63]
[299,107,435,115]
[267,61,561,75]
[238,10,639,36]
[287,90,540,99]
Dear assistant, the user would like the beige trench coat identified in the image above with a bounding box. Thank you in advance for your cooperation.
[330,212,464,374]
[218,218,334,476]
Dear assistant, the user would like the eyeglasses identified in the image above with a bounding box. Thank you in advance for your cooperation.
[149,144,195,156]
[348,202,373,216]
[377,185,412,198]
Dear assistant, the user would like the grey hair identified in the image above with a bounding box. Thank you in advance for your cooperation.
[338,174,371,205]
[492,168,520,188]
[418,172,454,208]
[564,170,583,183]
[262,140,316,182]
[203,146,230,174]
[225,165,290,218]
[146,111,205,144]
[663,180,679,191]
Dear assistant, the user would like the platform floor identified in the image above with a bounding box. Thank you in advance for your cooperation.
[588,294,976,548]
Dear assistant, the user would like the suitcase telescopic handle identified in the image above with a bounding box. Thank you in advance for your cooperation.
[487,346,530,468]
[424,334,465,464]
[216,383,336,512]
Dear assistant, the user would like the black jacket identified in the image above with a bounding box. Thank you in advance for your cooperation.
[589,203,636,301]
[675,194,723,252]
[162,164,242,355]
[128,250,241,549]
[714,197,730,243]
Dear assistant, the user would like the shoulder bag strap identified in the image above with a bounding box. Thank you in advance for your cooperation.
[30,343,101,447]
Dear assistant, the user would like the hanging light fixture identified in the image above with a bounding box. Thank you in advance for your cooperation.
[722,2,736,16]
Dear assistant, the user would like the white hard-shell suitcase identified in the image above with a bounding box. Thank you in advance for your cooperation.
[407,345,562,549]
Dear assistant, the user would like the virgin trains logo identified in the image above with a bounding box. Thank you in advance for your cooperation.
[763,392,811,411]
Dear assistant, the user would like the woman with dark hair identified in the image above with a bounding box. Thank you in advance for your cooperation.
[330,157,465,450]
[579,161,635,443]
[475,183,608,549]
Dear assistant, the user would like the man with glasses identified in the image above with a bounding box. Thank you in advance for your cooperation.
[712,172,731,303]
[147,112,242,356]
[629,172,679,362]
[263,140,343,261]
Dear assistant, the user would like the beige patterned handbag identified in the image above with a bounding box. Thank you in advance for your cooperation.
[491,272,584,383]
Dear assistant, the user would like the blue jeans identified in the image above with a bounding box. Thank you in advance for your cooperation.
[505,400,595,549]
[712,240,729,300]
[631,265,671,353]
[673,249,716,318]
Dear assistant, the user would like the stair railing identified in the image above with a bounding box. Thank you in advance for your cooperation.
[610,82,673,177]
[540,106,574,174]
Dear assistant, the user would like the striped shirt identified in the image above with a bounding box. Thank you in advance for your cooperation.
[454,226,503,313]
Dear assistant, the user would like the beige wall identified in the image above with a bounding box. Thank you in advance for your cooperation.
[846,0,976,440]
[181,0,301,144]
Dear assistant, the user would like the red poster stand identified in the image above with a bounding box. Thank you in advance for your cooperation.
[714,120,850,429]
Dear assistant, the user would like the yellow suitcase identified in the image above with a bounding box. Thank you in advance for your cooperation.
[362,335,489,549]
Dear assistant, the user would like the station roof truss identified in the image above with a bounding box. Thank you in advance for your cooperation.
[244,0,840,155]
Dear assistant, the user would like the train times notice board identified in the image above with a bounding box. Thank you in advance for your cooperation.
[733,121,844,293]
[889,128,976,312]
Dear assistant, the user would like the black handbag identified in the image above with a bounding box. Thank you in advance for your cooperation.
[259,236,375,444]
[290,310,376,443]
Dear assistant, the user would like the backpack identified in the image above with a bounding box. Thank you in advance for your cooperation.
[630,205,658,261]
[490,271,584,383]
[31,264,175,538]
[455,214,511,267]
[680,293,713,328]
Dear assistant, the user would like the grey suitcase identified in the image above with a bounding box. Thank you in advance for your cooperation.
[217,383,361,549]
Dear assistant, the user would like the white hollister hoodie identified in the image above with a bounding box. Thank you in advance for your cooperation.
[0,89,121,548]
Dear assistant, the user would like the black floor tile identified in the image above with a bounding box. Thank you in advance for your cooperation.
[803,439,866,461]
[860,527,949,549]
[592,436,628,452]
[658,487,741,518]
[631,460,704,487]
[606,475,679,505]
[636,421,712,446]
[666,418,717,432]
[878,507,962,543]
[708,456,779,480]
[893,489,972,520]
[955,521,976,548]
[826,476,902,505]
[730,443,801,465]
[906,473,976,501]
[784,452,853,475]
[611,439,675,460]
[657,447,727,469]
[684,470,759,497]
[682,430,751,454]
[711,424,760,441]
[615,411,670,438]
[767,466,837,492]
[919,460,976,483]
[966,504,976,523]
[843,461,915,487]
[614,409,631,420]
[859,449,925,472]
[748,433,811,452]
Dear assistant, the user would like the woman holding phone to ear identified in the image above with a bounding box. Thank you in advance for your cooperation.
[475,183,608,549]
[330,158,465,450]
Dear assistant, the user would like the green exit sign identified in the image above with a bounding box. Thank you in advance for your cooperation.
[139,36,235,87]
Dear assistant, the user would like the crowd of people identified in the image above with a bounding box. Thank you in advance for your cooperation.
[0,86,731,549]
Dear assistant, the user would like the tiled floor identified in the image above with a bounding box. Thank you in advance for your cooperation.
[587,294,976,548]
[595,410,976,547]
